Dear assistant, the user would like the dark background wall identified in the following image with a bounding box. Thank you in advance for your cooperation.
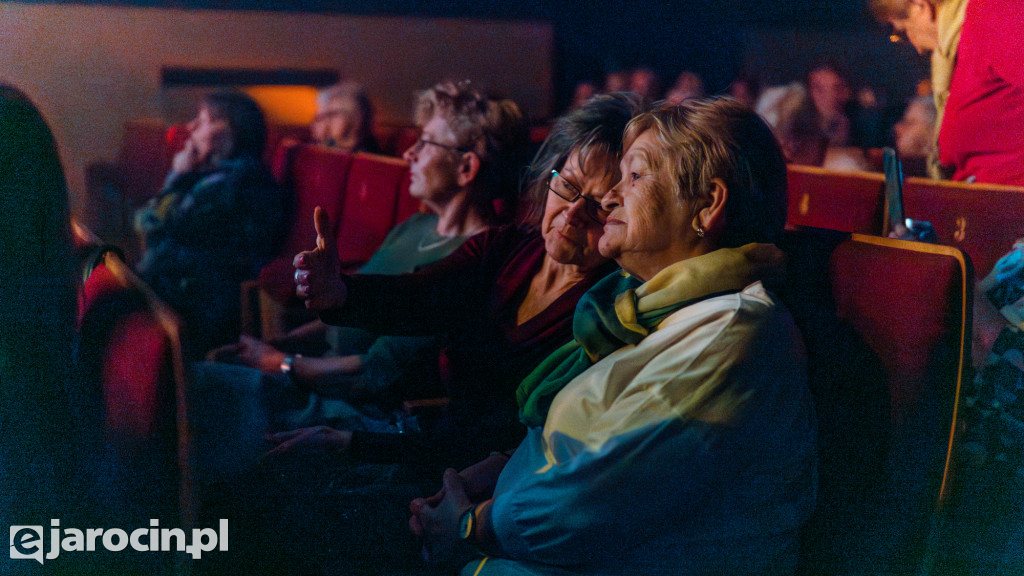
[33,0,930,113]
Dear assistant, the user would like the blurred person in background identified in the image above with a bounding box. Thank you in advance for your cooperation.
[309,80,381,153]
[134,91,289,354]
[893,95,937,176]
[665,70,706,105]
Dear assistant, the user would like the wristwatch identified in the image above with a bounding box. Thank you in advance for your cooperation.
[280,354,295,376]
[459,506,476,541]
[280,354,301,380]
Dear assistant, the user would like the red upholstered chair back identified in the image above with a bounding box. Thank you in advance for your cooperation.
[258,143,354,302]
[794,233,970,575]
[335,152,409,267]
[786,165,885,233]
[77,253,192,526]
[902,176,1024,277]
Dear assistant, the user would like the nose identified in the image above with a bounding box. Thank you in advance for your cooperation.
[563,196,590,225]
[601,183,622,212]
[402,144,416,164]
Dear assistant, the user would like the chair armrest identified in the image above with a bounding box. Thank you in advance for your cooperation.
[402,397,450,418]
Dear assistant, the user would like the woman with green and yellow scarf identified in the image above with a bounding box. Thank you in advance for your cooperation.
[410,98,817,576]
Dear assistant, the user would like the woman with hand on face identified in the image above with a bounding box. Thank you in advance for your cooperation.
[410,98,817,576]
[134,91,288,354]
[286,93,641,474]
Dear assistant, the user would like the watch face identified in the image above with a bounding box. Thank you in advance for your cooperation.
[460,508,474,540]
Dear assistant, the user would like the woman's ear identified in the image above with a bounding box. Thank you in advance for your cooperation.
[695,178,728,237]
[456,152,482,188]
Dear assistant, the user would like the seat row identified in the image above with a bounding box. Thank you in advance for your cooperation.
[786,164,1024,276]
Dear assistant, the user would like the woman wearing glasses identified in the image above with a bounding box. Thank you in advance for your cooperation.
[199,93,641,576]
[285,93,641,474]
[197,80,524,473]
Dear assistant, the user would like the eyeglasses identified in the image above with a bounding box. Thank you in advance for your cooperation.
[410,136,471,155]
[548,169,610,224]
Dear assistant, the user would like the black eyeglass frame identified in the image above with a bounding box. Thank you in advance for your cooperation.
[547,169,610,224]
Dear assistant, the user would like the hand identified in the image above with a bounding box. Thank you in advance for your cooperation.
[888,218,936,243]
[457,453,510,501]
[170,139,200,175]
[409,469,474,564]
[263,426,352,460]
[293,206,346,311]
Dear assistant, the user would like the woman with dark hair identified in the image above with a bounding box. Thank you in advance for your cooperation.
[196,93,642,576]
[134,91,288,354]
[287,93,643,471]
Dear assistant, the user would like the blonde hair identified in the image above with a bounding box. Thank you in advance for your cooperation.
[623,98,788,247]
[413,80,528,220]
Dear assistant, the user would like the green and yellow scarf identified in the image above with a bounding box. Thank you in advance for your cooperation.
[516,243,785,427]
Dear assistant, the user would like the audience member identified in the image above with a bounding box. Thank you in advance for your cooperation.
[807,63,886,149]
[309,80,381,153]
[410,98,816,576]
[603,69,630,93]
[287,92,640,471]
[569,80,598,110]
[893,95,936,176]
[194,80,526,478]
[759,83,870,171]
[936,1,1024,185]
[728,77,759,108]
[200,93,640,576]
[0,86,84,568]
[869,0,968,178]
[133,91,289,354]
[629,67,662,101]
[664,70,706,105]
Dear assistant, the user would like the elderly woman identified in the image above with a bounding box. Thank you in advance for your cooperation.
[410,98,817,576]
[284,93,640,474]
[134,91,288,354]
[309,80,381,153]
[197,94,640,576]
[194,80,525,476]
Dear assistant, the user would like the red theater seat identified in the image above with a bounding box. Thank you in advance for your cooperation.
[790,233,971,576]
[335,152,410,267]
[902,176,1024,277]
[77,252,192,527]
[258,143,354,303]
[786,165,885,233]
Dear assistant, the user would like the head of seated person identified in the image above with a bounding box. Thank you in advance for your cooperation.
[177,91,267,174]
[310,80,378,152]
[894,94,937,160]
[518,92,644,271]
[402,80,528,230]
[761,84,868,171]
[603,97,788,280]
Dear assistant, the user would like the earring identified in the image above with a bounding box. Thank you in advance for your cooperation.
[696,225,705,238]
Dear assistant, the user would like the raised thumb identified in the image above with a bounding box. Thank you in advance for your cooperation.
[313,206,333,251]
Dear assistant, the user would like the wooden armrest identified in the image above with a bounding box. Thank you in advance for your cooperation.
[402,397,450,417]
